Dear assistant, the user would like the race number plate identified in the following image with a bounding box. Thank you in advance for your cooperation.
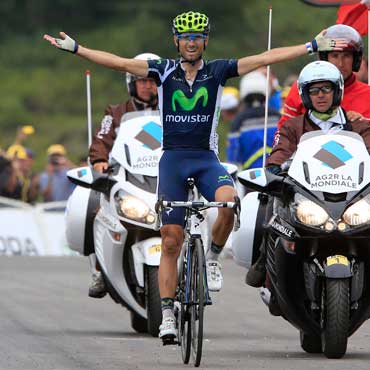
[149,244,161,254]
[326,255,349,267]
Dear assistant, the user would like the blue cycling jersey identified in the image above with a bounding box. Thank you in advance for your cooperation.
[148,58,239,152]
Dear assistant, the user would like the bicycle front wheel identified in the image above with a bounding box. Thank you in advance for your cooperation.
[178,244,191,364]
[190,239,205,367]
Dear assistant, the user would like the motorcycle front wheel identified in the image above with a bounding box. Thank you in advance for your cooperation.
[321,278,350,359]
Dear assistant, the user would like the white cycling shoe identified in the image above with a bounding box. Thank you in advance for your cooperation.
[159,316,177,344]
[206,260,223,292]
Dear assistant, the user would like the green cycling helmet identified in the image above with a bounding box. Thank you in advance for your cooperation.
[172,11,210,35]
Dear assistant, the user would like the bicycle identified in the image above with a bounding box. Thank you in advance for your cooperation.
[156,178,240,367]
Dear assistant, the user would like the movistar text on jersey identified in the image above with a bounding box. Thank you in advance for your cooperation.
[165,114,211,123]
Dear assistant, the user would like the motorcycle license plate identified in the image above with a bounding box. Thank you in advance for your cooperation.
[326,255,349,267]
[149,244,161,254]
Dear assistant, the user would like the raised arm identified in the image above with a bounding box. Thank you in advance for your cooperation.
[237,30,349,76]
[43,32,149,77]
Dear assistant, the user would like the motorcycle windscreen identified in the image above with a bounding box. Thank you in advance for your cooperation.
[111,111,163,177]
[288,131,370,194]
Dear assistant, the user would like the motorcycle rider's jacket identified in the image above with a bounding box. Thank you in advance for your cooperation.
[89,98,158,165]
[277,73,370,130]
[147,58,239,152]
[268,108,370,166]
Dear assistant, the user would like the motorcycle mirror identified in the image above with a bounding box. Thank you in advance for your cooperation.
[238,167,285,195]
[67,166,116,196]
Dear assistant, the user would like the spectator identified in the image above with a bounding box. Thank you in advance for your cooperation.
[7,125,35,158]
[38,144,75,202]
[257,66,282,112]
[220,86,240,123]
[0,156,18,198]
[227,71,280,169]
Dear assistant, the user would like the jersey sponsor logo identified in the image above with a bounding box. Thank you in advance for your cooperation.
[164,114,211,123]
[171,87,208,112]
[218,174,233,183]
[97,115,113,139]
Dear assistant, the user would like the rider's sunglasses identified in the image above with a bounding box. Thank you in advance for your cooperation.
[176,33,207,42]
[308,85,333,96]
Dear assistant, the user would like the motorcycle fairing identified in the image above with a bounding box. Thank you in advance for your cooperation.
[238,168,268,188]
[94,203,147,318]
[267,214,297,241]
[131,237,161,287]
[111,112,162,177]
[288,131,370,194]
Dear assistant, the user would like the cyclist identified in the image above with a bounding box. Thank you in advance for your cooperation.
[276,24,370,132]
[43,10,348,342]
[86,53,159,299]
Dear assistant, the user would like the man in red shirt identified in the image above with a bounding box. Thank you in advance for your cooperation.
[277,24,370,132]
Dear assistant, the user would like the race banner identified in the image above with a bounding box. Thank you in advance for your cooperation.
[0,197,74,256]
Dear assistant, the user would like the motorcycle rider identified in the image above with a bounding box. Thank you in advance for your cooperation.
[246,60,370,288]
[43,10,348,342]
[87,53,159,298]
[277,24,370,130]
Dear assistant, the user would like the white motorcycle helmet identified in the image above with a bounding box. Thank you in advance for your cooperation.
[126,53,160,98]
[239,71,268,102]
[297,60,344,111]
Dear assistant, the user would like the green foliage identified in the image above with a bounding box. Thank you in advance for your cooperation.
[1,0,366,169]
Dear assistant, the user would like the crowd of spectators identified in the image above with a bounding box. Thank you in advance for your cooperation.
[0,125,76,203]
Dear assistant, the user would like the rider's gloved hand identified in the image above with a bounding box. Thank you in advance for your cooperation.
[44,32,79,53]
[266,165,282,175]
[93,161,109,173]
[305,30,348,55]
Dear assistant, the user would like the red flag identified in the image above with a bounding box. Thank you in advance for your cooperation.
[336,3,369,35]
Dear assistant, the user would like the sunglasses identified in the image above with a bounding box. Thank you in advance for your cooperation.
[308,85,333,96]
[176,33,207,42]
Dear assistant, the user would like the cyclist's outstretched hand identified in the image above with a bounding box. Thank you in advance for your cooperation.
[43,32,79,53]
[313,29,348,52]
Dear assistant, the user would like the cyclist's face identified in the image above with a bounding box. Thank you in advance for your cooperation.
[327,51,354,80]
[309,81,335,113]
[135,78,157,102]
[174,33,208,61]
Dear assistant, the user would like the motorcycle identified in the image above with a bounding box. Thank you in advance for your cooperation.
[232,131,370,358]
[65,111,163,336]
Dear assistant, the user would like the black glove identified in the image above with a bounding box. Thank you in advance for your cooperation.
[266,165,282,175]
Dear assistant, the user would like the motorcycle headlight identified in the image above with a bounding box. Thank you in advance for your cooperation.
[294,194,329,226]
[114,191,155,223]
[343,197,370,226]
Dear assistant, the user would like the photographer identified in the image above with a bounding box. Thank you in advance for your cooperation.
[38,144,75,202]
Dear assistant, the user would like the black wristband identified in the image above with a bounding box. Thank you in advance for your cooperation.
[311,39,318,52]
[73,42,79,54]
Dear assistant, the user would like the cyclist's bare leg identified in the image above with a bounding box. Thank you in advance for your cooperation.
[159,224,184,299]
[158,224,183,341]
[212,185,236,246]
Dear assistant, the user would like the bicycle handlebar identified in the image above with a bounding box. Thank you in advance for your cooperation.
[159,200,237,209]
[155,197,241,232]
